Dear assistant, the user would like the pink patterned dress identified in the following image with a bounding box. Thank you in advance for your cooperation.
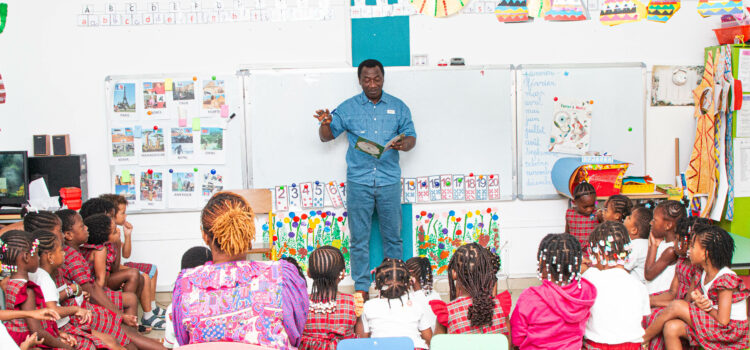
[172,260,309,349]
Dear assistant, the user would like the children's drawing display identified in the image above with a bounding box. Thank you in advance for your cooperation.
[516,63,647,199]
[106,74,245,212]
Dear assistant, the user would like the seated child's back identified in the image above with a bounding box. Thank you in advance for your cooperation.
[511,233,596,350]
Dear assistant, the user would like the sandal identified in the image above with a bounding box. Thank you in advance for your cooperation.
[141,314,166,331]
[153,306,167,318]
[137,324,152,334]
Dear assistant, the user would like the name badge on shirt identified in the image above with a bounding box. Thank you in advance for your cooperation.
[387,109,396,114]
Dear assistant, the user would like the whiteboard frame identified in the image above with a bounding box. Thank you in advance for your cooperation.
[104,72,249,214]
[238,64,518,200]
[514,62,647,200]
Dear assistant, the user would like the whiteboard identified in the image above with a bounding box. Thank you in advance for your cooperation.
[243,66,516,200]
[516,63,647,199]
[105,73,247,213]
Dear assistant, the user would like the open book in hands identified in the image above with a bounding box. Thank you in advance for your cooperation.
[354,133,404,159]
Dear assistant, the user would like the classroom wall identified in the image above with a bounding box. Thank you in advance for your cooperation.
[0,0,719,289]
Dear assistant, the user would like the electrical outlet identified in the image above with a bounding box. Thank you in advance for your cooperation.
[412,54,428,66]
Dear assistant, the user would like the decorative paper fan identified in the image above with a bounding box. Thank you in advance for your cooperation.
[411,0,466,17]
[544,0,587,21]
[646,0,680,23]
[496,0,530,22]
[599,0,647,26]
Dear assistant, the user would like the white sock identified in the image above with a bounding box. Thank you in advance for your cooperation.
[151,301,157,310]
[143,311,154,320]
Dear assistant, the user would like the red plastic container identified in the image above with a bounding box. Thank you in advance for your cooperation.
[59,187,81,199]
[714,25,750,45]
[64,199,82,211]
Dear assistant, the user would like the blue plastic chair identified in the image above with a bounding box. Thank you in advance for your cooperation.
[338,337,414,350]
[430,334,509,350]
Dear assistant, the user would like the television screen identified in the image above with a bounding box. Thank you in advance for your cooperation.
[0,151,29,204]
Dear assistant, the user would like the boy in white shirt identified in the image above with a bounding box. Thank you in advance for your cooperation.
[623,206,653,284]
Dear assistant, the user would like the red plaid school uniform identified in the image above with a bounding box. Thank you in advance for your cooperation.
[53,272,131,347]
[566,208,598,248]
[124,261,156,277]
[80,243,116,274]
[687,273,750,350]
[59,318,106,350]
[300,293,357,350]
[439,295,509,335]
[3,279,59,346]
[69,244,124,311]
[643,258,702,350]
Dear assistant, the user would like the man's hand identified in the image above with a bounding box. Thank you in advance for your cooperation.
[390,138,405,151]
[314,109,332,126]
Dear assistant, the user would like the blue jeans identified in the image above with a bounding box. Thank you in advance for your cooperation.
[347,181,403,291]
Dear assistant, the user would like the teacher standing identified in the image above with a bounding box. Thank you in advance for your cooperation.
[314,59,417,300]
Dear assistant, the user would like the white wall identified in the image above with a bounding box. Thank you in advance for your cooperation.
[0,0,719,289]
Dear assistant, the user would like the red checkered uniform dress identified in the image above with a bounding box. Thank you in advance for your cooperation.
[566,208,598,249]
[58,245,130,346]
[124,261,156,277]
[300,293,357,350]
[431,294,509,335]
[687,272,750,350]
[644,257,702,350]
[69,244,124,311]
[3,279,59,347]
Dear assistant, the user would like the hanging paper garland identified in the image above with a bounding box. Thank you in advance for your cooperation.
[599,0,647,26]
[544,0,587,21]
[411,0,466,17]
[646,0,680,22]
[495,0,530,22]
[696,0,742,17]
[0,3,7,34]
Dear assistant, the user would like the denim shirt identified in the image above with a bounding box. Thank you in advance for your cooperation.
[330,91,417,186]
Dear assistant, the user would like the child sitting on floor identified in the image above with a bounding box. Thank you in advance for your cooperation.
[358,258,432,349]
[430,243,510,340]
[565,182,598,249]
[1,230,78,349]
[28,230,122,350]
[581,221,650,349]
[642,225,749,350]
[596,194,633,224]
[511,233,596,350]
[0,308,60,350]
[99,194,164,318]
[406,256,441,332]
[300,246,357,350]
[81,213,164,330]
[645,200,685,295]
[623,205,653,284]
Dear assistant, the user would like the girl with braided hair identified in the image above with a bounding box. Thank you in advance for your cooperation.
[596,194,633,223]
[581,221,650,349]
[172,191,308,348]
[565,181,599,248]
[358,258,433,349]
[645,200,686,295]
[642,216,712,350]
[511,233,597,350]
[299,246,357,350]
[406,257,441,332]
[642,225,749,350]
[0,230,78,349]
[430,243,509,339]
[27,230,123,350]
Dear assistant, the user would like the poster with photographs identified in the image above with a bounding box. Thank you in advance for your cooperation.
[112,82,138,118]
[110,127,136,164]
[202,79,226,116]
[201,167,224,203]
[199,122,225,163]
[173,81,195,101]
[138,124,167,164]
[143,81,169,119]
[112,168,138,206]
[138,169,166,209]
[168,169,198,208]
[168,126,196,163]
